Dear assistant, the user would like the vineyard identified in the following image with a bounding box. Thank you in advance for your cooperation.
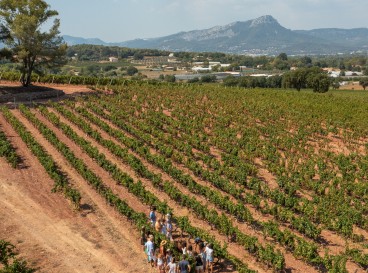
[1,82,368,272]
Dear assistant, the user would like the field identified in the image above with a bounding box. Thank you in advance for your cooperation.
[1,83,368,273]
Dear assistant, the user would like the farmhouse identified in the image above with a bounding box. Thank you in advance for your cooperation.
[109,57,119,63]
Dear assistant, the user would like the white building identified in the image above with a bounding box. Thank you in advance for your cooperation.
[192,67,212,73]
[109,57,119,63]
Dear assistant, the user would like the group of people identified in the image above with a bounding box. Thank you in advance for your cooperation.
[149,206,174,241]
[142,206,215,273]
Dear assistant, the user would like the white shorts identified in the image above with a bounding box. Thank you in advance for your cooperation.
[196,265,204,270]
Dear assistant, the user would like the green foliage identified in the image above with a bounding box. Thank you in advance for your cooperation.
[282,67,330,91]
[307,72,330,93]
[359,80,368,90]
[0,240,35,273]
[0,130,21,168]
[323,254,348,273]
[1,106,81,209]
[126,66,138,76]
[0,0,66,86]
[164,74,176,83]
[277,53,288,61]
[200,75,217,83]
[67,44,169,61]
[223,75,282,88]
[187,77,199,83]
[2,77,367,272]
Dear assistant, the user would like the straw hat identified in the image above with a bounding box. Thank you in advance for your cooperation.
[160,240,167,246]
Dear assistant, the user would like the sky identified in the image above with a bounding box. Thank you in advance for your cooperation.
[46,0,368,42]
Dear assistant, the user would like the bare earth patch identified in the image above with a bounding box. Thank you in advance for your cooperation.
[0,113,152,273]
[0,81,96,105]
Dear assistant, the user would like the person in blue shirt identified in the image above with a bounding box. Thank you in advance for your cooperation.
[149,206,157,227]
[178,255,191,273]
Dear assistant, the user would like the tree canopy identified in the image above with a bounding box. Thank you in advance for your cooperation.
[282,67,330,92]
[359,80,368,90]
[0,0,67,86]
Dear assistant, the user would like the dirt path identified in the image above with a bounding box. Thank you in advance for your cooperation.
[0,112,153,273]
[0,82,96,105]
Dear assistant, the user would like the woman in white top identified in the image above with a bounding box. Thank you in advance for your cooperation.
[205,243,214,273]
[181,241,187,255]
[165,256,177,273]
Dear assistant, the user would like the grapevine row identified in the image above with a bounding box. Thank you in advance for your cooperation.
[17,105,256,273]
[1,107,81,209]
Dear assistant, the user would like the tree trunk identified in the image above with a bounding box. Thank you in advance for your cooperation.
[20,71,27,87]
[20,72,31,87]
[20,58,29,87]
[25,70,32,87]
[20,57,34,87]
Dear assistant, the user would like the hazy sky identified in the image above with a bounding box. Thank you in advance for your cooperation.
[47,0,368,42]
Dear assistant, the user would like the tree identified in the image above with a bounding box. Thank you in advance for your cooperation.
[331,80,340,90]
[282,67,329,92]
[0,0,67,86]
[282,68,309,91]
[133,52,144,60]
[200,75,217,83]
[359,80,368,90]
[307,73,330,93]
[364,67,368,76]
[277,53,288,61]
[126,66,138,76]
[0,22,9,40]
[164,74,176,82]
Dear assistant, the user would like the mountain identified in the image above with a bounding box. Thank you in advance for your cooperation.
[62,35,108,46]
[63,16,368,55]
[295,28,368,48]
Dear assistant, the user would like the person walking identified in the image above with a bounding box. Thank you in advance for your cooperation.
[194,252,204,273]
[166,218,173,241]
[194,237,203,253]
[161,219,167,236]
[200,244,206,272]
[178,255,191,273]
[155,218,163,233]
[156,250,165,273]
[165,249,173,265]
[165,256,177,273]
[181,241,187,255]
[159,240,167,257]
[149,206,157,227]
[144,235,155,268]
[205,243,214,273]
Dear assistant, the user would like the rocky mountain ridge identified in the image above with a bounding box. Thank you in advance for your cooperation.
[63,15,368,55]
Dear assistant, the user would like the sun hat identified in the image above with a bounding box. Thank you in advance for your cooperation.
[160,240,167,246]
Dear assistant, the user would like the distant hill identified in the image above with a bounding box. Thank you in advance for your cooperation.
[63,15,368,55]
[62,35,108,46]
[295,28,368,48]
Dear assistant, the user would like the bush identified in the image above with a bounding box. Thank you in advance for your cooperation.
[200,75,217,83]
[126,66,138,76]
